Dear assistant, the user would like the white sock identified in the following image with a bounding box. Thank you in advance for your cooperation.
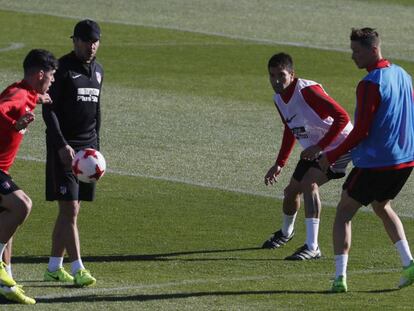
[395,240,414,267]
[305,218,320,251]
[4,264,12,278]
[335,254,348,278]
[71,259,85,275]
[282,212,297,237]
[0,243,6,260]
[48,257,64,272]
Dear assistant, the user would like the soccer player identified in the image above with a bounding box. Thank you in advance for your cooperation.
[42,19,104,287]
[0,48,58,304]
[262,53,353,260]
[319,27,414,292]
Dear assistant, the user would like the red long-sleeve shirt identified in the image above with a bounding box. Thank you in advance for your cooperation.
[0,80,38,173]
[326,59,414,170]
[275,78,350,167]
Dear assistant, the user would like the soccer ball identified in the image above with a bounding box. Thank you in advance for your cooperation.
[72,148,106,183]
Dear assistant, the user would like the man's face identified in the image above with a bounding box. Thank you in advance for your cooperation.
[74,37,100,63]
[37,69,55,94]
[268,66,294,94]
[350,41,376,69]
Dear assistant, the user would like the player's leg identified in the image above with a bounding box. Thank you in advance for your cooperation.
[0,190,32,286]
[0,191,36,304]
[370,167,414,288]
[71,182,97,287]
[375,205,414,288]
[44,145,76,283]
[261,176,301,249]
[57,200,94,286]
[331,190,361,292]
[331,167,374,293]
[3,238,12,278]
[44,200,78,283]
[0,204,12,278]
[285,167,329,260]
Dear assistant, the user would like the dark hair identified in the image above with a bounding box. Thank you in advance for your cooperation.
[23,49,58,75]
[350,27,380,48]
[267,53,294,72]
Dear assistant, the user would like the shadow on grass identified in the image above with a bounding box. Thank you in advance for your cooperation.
[1,288,401,305]
[35,289,334,304]
[11,247,271,264]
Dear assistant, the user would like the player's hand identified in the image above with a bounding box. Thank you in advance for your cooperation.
[264,164,282,186]
[58,145,76,169]
[15,112,35,131]
[318,154,330,173]
[37,93,53,104]
[300,145,322,161]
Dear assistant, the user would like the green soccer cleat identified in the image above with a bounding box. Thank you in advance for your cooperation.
[44,267,74,283]
[0,262,16,287]
[331,275,348,293]
[74,269,96,287]
[0,285,36,305]
[399,260,414,289]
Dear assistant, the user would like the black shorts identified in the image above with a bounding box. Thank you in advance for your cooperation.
[293,152,351,182]
[45,143,96,202]
[0,170,20,195]
[343,166,413,206]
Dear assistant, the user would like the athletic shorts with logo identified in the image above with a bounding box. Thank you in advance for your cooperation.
[45,144,96,201]
[293,152,352,182]
[0,170,20,196]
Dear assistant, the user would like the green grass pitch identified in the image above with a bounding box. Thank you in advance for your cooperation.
[0,1,414,310]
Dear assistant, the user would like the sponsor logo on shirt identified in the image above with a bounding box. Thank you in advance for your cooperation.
[292,126,308,139]
[72,74,82,79]
[77,88,100,103]
[1,181,11,190]
[285,114,297,124]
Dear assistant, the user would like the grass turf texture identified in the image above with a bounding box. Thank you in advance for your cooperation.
[3,159,414,310]
[1,8,414,216]
[0,1,414,309]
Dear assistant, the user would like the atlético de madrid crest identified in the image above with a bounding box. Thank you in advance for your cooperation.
[96,72,102,84]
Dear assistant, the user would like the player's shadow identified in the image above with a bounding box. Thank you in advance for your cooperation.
[11,247,278,264]
[35,289,332,304]
[1,288,401,305]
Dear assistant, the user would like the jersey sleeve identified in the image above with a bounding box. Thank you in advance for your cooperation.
[42,66,68,149]
[301,84,350,150]
[326,80,381,163]
[274,102,296,167]
[0,89,25,129]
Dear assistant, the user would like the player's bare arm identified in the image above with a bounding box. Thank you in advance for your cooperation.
[264,164,282,186]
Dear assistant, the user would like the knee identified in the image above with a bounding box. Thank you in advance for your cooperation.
[302,182,319,195]
[15,196,32,222]
[58,202,80,222]
[372,204,391,220]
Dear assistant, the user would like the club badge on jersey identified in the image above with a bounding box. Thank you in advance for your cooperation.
[96,72,102,84]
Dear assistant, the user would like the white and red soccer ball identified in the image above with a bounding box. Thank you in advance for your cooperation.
[72,148,106,183]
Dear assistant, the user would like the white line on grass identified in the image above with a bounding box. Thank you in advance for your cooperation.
[0,8,352,54]
[0,42,24,52]
[16,155,414,218]
[35,267,401,300]
[17,155,279,200]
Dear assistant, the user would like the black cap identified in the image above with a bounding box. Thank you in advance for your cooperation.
[72,19,101,42]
